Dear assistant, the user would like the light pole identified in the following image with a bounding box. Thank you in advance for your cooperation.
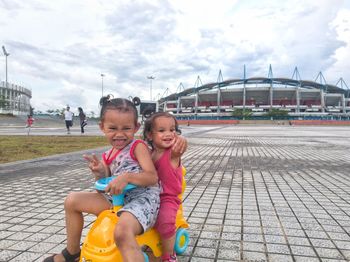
[101,73,105,98]
[2,46,9,89]
[2,46,10,111]
[147,76,155,100]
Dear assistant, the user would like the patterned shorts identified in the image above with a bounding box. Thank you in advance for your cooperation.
[104,187,160,233]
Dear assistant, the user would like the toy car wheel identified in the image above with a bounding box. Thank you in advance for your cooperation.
[143,252,149,262]
[174,228,189,255]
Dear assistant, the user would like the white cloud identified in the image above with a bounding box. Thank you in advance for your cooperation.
[0,0,349,113]
[326,8,350,81]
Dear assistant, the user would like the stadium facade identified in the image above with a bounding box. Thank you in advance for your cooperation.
[159,66,350,119]
[0,81,32,115]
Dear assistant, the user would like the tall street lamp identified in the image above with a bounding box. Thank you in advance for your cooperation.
[2,46,9,89]
[147,76,155,100]
[101,73,105,98]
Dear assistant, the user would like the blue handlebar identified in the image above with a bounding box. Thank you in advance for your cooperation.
[95,177,136,192]
[95,177,113,191]
[94,177,136,206]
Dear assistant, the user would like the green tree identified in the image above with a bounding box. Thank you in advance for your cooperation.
[266,108,289,118]
[232,108,253,119]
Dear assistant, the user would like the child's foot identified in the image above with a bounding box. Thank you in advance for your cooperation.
[43,248,80,262]
[161,253,177,262]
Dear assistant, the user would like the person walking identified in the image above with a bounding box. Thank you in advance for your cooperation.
[25,115,35,135]
[64,106,74,134]
[78,107,87,134]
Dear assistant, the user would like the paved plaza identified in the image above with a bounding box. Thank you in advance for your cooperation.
[0,125,350,261]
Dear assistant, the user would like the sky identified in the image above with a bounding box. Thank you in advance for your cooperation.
[0,0,350,115]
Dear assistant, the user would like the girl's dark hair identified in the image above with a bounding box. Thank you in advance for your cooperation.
[99,95,138,125]
[143,112,181,147]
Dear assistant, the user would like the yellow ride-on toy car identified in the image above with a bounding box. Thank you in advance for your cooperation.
[80,167,189,262]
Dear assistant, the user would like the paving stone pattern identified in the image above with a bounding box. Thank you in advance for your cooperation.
[0,125,350,261]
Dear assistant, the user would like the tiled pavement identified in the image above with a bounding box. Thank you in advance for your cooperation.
[0,125,350,261]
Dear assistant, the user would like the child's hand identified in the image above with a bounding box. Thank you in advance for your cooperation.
[105,174,128,195]
[171,134,187,157]
[83,154,106,179]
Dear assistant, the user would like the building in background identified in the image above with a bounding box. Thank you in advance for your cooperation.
[0,80,32,115]
[159,66,350,120]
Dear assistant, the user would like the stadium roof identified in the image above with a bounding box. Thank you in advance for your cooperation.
[160,76,348,102]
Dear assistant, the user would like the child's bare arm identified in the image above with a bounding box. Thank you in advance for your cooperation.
[170,135,187,168]
[128,142,158,185]
[172,135,187,154]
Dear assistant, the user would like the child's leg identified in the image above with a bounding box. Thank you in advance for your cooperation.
[65,192,110,252]
[156,198,180,260]
[114,211,144,262]
[48,192,110,262]
[161,236,176,261]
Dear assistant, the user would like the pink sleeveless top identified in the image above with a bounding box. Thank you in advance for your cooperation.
[102,139,160,193]
[154,148,182,197]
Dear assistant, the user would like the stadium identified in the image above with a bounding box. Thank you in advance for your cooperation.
[158,66,350,120]
[0,80,32,115]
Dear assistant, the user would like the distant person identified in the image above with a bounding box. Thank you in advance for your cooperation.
[25,115,35,135]
[78,107,87,134]
[64,106,74,134]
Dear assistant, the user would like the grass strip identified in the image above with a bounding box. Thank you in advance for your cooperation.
[0,135,109,164]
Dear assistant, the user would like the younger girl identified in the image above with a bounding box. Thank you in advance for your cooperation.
[44,96,160,262]
[144,112,186,262]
